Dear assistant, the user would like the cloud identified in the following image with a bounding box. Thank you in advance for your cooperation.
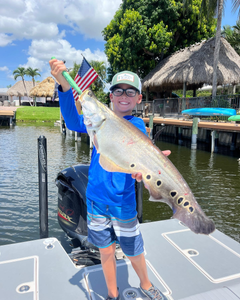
[0,0,122,42]
[21,38,108,81]
[0,33,14,47]
[28,38,108,65]
[63,0,122,39]
[0,66,9,72]
[0,65,13,80]
[0,0,120,86]
[0,16,60,40]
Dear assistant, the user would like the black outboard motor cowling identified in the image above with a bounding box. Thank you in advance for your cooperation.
[56,164,89,241]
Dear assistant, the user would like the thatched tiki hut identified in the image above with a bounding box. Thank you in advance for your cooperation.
[7,81,34,105]
[142,37,240,100]
[29,76,55,98]
[29,76,55,100]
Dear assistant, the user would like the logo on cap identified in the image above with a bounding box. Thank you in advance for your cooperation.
[117,74,134,82]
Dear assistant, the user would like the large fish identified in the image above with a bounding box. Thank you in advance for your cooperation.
[79,90,215,235]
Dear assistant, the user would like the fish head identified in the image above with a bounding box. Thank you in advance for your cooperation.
[79,90,106,130]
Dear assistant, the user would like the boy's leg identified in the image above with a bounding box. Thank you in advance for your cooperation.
[128,253,168,300]
[86,199,119,298]
[127,253,152,290]
[99,243,119,298]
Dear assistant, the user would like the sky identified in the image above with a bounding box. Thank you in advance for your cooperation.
[0,0,239,88]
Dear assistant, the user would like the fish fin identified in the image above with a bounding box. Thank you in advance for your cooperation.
[149,195,163,202]
[149,195,172,208]
[99,155,130,173]
[172,207,215,235]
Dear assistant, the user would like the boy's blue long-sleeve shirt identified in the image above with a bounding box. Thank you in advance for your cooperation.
[58,87,147,206]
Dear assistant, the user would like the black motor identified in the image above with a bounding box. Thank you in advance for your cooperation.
[56,164,89,241]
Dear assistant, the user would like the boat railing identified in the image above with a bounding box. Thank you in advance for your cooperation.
[133,94,240,119]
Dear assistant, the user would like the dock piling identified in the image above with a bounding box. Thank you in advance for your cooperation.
[38,136,49,239]
[230,132,237,151]
[75,131,81,142]
[178,127,183,145]
[149,115,154,139]
[211,131,219,153]
[191,118,199,150]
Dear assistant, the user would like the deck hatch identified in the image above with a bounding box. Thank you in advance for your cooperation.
[163,229,240,283]
[83,260,171,300]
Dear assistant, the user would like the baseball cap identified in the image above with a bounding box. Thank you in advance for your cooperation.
[110,71,142,93]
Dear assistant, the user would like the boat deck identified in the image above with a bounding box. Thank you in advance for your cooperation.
[0,219,240,300]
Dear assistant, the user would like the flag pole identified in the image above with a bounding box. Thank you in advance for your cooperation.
[81,53,110,92]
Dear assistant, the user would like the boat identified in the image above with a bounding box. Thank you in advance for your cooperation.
[182,107,236,116]
[1,164,240,300]
[228,115,240,121]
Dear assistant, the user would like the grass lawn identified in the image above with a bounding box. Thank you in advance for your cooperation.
[16,106,60,123]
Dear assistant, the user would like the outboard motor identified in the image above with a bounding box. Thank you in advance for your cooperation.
[56,164,143,266]
[56,164,89,241]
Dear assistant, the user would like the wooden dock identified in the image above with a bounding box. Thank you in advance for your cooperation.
[143,117,240,152]
[143,117,240,132]
[0,110,15,126]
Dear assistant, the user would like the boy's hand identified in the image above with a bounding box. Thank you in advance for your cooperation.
[49,59,71,92]
[131,150,171,182]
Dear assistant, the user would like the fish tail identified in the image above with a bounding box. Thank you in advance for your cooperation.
[173,209,215,235]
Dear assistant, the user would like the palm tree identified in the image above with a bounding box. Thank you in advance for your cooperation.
[211,0,224,98]
[89,60,107,91]
[69,62,81,80]
[13,67,28,106]
[25,67,41,87]
[183,0,235,98]
[222,21,240,55]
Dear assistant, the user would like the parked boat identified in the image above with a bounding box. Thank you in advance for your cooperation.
[182,107,236,116]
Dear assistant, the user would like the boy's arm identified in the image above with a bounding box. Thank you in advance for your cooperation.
[49,58,87,133]
[58,87,87,133]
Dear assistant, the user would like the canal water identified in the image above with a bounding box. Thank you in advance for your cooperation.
[0,125,239,251]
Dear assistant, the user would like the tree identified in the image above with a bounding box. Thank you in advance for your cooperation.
[25,67,41,86]
[103,0,216,79]
[211,0,224,98]
[13,67,30,106]
[222,21,240,55]
[69,62,81,80]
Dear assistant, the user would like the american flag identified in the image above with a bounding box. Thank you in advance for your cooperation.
[72,58,98,101]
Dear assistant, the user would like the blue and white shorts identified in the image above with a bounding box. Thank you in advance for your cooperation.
[86,198,144,257]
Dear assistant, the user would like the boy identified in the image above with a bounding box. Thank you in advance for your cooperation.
[49,59,169,300]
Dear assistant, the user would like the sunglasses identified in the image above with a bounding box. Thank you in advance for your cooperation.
[112,88,138,97]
